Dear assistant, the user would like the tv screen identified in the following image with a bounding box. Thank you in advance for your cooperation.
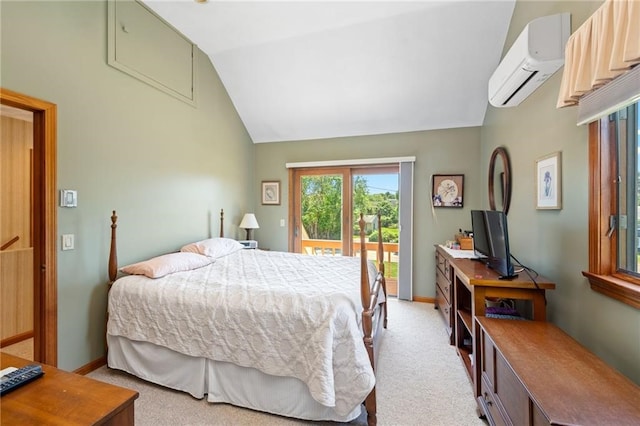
[470,210,491,258]
[484,210,516,279]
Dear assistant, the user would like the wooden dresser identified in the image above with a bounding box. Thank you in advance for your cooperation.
[434,245,556,385]
[475,317,640,425]
[1,352,138,425]
[434,247,455,344]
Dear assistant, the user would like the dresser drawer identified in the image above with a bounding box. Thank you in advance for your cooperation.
[482,330,495,386]
[479,375,507,426]
[435,285,452,330]
[495,351,529,426]
[436,268,451,305]
[435,251,451,280]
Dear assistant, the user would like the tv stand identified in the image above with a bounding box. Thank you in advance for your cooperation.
[434,245,555,403]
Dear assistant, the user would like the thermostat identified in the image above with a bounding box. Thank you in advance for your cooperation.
[59,190,78,207]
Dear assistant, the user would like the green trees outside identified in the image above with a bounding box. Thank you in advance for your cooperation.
[301,175,398,242]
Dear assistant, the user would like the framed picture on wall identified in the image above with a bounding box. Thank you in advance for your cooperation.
[261,181,280,205]
[536,151,562,210]
[432,174,464,208]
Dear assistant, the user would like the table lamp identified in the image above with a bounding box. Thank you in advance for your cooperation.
[239,213,259,240]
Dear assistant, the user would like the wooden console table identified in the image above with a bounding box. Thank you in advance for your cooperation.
[475,317,640,425]
[1,352,138,425]
[434,245,556,396]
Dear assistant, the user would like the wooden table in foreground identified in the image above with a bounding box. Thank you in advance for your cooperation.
[1,352,138,425]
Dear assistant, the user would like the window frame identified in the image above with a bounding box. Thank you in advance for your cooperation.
[583,118,640,308]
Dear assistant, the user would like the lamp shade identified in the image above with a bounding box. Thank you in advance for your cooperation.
[239,213,259,230]
[239,213,259,241]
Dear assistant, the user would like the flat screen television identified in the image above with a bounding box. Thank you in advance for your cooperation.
[470,210,517,279]
[470,210,491,259]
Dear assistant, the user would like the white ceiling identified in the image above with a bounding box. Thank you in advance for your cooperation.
[142,0,516,143]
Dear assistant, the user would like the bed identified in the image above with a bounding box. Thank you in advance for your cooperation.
[106,209,387,425]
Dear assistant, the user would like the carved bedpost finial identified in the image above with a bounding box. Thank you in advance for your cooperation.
[359,212,370,309]
[359,213,366,246]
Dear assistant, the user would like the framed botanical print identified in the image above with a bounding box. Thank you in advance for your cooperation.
[432,174,464,208]
[261,180,280,205]
[535,151,562,210]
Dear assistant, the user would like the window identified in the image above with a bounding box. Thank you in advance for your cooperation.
[584,100,640,309]
[616,103,640,274]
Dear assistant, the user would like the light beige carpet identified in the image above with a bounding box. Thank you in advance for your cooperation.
[88,300,486,425]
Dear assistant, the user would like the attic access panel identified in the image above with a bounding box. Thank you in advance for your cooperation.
[107,0,196,105]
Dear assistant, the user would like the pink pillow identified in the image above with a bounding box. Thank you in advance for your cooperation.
[120,252,213,279]
[180,237,243,259]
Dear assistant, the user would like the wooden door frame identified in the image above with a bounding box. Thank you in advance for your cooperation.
[288,165,399,255]
[1,88,57,366]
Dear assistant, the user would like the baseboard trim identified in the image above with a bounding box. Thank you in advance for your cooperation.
[74,356,107,375]
[0,331,34,348]
[413,296,435,304]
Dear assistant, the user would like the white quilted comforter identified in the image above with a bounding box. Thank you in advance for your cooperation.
[108,249,379,415]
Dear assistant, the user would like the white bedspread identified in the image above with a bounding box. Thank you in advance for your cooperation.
[108,249,378,415]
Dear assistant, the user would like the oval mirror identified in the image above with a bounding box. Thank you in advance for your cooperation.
[488,147,512,215]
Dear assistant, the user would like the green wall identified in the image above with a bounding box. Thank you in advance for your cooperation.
[1,1,253,370]
[254,128,483,300]
[481,0,639,384]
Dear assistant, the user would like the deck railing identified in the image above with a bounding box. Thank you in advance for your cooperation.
[301,238,399,263]
[301,238,399,295]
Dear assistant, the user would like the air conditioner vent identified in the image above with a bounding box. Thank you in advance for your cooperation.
[488,13,570,108]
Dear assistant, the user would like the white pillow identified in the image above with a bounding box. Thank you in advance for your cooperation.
[120,252,214,279]
[180,237,244,259]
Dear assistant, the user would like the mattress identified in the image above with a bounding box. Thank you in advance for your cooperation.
[107,249,381,418]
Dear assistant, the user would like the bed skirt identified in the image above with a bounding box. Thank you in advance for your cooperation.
[106,334,363,422]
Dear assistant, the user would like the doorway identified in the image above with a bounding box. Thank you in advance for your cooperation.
[290,165,399,296]
[0,88,57,365]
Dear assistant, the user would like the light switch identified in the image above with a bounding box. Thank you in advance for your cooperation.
[280,219,285,227]
[62,234,74,250]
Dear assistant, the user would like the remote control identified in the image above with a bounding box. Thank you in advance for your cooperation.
[1,364,44,396]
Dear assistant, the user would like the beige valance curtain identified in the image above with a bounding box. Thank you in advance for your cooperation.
[557,0,639,108]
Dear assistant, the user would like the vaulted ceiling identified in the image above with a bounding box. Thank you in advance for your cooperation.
[142,0,516,143]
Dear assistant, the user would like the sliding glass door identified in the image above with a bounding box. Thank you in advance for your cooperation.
[290,165,399,296]
[351,169,399,296]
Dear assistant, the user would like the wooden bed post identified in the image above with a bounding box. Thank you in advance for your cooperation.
[376,212,388,329]
[219,209,224,238]
[106,210,118,352]
[359,213,378,426]
[108,211,118,283]
[359,214,371,310]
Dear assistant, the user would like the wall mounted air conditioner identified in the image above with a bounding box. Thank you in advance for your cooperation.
[488,13,570,108]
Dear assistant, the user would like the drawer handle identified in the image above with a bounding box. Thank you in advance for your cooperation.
[483,392,492,406]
